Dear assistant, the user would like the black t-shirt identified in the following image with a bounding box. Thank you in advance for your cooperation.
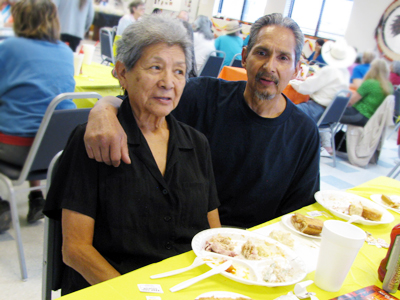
[44,97,219,294]
[172,77,320,228]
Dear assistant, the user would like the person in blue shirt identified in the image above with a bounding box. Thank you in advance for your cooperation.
[307,38,326,67]
[350,51,376,88]
[0,0,76,231]
[215,20,243,66]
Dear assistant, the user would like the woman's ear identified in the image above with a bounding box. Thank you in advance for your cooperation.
[115,61,127,89]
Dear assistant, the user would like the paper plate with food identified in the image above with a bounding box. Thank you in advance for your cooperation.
[191,228,307,287]
[370,194,400,214]
[195,291,252,300]
[315,190,394,225]
[281,213,323,239]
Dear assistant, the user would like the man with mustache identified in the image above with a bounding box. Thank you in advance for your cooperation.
[84,13,320,228]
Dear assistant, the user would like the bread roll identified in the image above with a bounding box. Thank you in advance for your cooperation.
[290,213,323,235]
[362,206,382,221]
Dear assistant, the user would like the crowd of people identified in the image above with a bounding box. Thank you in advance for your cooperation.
[0,0,398,296]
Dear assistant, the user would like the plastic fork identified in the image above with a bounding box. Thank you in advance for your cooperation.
[150,256,206,279]
[169,260,232,292]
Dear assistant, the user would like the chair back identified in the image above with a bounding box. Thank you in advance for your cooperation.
[42,152,64,300]
[229,53,243,68]
[100,27,115,65]
[0,92,101,186]
[199,50,226,77]
[317,90,352,127]
[394,86,400,118]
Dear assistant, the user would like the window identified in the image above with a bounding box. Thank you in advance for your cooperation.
[213,0,267,23]
[289,0,354,40]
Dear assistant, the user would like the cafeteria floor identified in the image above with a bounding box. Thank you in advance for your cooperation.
[0,40,399,299]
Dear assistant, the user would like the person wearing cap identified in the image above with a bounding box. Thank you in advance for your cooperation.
[215,20,243,66]
[81,13,320,229]
[290,38,356,154]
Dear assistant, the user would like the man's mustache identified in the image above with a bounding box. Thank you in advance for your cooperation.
[255,72,279,86]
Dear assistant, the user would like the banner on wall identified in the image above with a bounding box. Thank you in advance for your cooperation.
[375,0,400,61]
[153,0,182,12]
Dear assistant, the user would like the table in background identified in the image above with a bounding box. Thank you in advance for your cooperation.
[218,66,309,104]
[59,176,400,300]
[74,62,120,108]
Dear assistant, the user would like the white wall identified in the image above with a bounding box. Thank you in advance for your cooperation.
[144,0,392,54]
[345,0,392,53]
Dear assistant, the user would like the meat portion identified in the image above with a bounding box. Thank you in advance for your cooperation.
[204,235,238,257]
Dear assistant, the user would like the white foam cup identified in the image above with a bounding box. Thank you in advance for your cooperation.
[73,53,84,76]
[314,220,366,292]
[82,44,95,65]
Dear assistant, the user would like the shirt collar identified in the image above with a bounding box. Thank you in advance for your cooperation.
[118,95,194,150]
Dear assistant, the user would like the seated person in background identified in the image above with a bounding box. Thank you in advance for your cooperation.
[0,0,76,231]
[350,51,376,88]
[215,20,243,66]
[43,15,221,295]
[341,58,393,126]
[116,0,145,36]
[307,38,326,67]
[176,10,198,77]
[291,38,356,154]
[83,13,320,229]
[348,48,361,77]
[389,60,400,87]
[193,15,215,73]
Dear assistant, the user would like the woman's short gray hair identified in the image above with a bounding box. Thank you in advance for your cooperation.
[246,13,304,66]
[392,61,400,75]
[116,14,192,78]
[193,15,214,40]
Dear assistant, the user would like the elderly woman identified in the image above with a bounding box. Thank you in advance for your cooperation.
[0,0,75,230]
[43,15,221,295]
[340,58,393,126]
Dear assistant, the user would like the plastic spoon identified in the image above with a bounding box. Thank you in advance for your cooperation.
[347,215,363,224]
[170,260,232,292]
[150,256,206,279]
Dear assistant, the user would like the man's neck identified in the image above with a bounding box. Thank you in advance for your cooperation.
[243,92,287,118]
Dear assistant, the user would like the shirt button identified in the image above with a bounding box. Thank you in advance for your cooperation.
[165,242,172,250]
[162,189,168,195]
[164,216,172,222]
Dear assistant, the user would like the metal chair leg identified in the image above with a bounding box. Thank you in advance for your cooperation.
[0,174,28,280]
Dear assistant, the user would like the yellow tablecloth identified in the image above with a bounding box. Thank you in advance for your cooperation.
[74,62,120,108]
[59,176,400,299]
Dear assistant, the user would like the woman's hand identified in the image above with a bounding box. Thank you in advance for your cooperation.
[84,96,130,167]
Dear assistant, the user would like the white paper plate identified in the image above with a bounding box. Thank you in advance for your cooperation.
[281,214,322,239]
[195,291,251,299]
[370,194,400,214]
[191,228,307,287]
[315,190,394,225]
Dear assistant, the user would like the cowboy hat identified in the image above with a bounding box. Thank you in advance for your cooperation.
[225,21,241,34]
[321,38,357,68]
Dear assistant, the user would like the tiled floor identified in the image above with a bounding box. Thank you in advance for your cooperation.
[0,40,399,299]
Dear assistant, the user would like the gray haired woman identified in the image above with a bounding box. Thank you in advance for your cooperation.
[192,15,216,72]
[44,14,221,296]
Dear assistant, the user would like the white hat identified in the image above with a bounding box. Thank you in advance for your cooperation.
[225,21,241,34]
[321,38,357,68]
